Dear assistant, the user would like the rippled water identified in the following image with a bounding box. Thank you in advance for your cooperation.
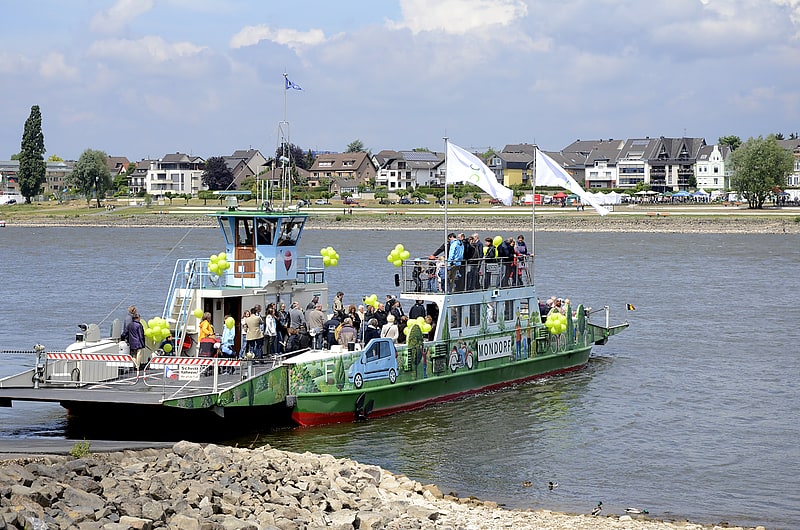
[1,225,798,528]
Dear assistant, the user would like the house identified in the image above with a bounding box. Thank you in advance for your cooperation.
[488,144,536,187]
[107,156,131,177]
[308,152,377,189]
[648,137,706,192]
[0,159,74,198]
[777,139,800,187]
[224,149,269,188]
[129,153,206,198]
[695,145,731,191]
[582,140,625,188]
[374,150,444,190]
[615,138,660,189]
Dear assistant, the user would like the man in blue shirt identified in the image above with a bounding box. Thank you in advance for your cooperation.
[447,233,464,292]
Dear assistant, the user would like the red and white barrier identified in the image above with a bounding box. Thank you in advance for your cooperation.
[149,356,241,367]
[47,353,134,363]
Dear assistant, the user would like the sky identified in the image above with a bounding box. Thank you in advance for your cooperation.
[1,0,799,162]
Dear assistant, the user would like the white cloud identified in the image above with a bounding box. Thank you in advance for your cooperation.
[88,36,208,64]
[39,52,79,81]
[388,0,527,35]
[229,25,326,51]
[0,51,33,75]
[90,0,155,34]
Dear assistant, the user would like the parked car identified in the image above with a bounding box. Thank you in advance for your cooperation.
[314,199,328,205]
[378,198,395,205]
[343,197,359,205]
[416,198,430,204]
[488,198,502,205]
[398,197,413,205]
[464,198,479,204]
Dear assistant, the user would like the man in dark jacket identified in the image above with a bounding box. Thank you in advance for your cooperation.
[409,299,426,319]
[323,314,341,349]
[496,238,513,287]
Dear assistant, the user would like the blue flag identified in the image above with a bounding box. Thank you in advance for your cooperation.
[285,77,303,90]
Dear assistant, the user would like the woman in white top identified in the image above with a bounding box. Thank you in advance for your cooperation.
[264,307,278,357]
[380,314,399,343]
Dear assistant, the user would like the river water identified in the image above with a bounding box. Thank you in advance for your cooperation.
[0,225,798,529]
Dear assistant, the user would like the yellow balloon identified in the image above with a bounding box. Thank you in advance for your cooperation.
[493,235,503,247]
[163,343,173,353]
[193,308,204,319]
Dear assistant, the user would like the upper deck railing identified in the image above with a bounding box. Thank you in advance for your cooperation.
[399,255,533,296]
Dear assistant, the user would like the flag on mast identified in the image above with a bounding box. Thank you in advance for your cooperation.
[446,142,513,206]
[534,150,610,216]
[285,77,303,90]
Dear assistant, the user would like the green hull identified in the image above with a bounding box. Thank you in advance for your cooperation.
[289,311,626,427]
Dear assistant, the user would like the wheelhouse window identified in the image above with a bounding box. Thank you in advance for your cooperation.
[256,218,276,245]
[277,217,305,246]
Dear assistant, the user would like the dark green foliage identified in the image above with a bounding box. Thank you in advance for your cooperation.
[730,135,794,209]
[18,105,46,203]
[275,143,310,170]
[202,156,235,191]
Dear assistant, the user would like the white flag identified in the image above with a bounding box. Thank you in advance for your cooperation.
[534,150,610,216]
[446,142,513,206]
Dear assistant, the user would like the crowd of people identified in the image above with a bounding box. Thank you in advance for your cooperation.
[208,291,439,360]
[421,232,531,292]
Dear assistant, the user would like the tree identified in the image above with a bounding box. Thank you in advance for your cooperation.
[202,156,235,191]
[198,190,215,206]
[774,132,785,140]
[346,140,365,153]
[47,154,64,162]
[729,135,794,209]
[452,188,465,203]
[275,143,310,170]
[70,149,112,207]
[18,105,46,203]
[718,135,742,152]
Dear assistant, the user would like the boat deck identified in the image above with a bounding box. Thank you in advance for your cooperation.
[0,360,278,408]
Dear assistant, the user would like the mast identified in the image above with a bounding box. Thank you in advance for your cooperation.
[279,73,291,211]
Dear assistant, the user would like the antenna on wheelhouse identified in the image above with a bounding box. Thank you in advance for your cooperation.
[277,73,293,211]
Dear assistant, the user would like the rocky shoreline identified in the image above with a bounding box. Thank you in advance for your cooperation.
[0,442,762,530]
[7,211,800,233]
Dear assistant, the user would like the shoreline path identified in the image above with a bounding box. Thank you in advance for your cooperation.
[6,203,800,234]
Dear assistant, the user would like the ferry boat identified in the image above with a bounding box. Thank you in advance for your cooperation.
[0,196,627,431]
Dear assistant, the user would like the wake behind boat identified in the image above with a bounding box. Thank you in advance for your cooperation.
[0,195,627,434]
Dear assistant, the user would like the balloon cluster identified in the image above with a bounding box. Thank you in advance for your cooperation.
[144,316,171,349]
[403,316,432,337]
[386,244,410,267]
[363,294,380,309]
[320,246,340,267]
[545,311,568,335]
[209,252,231,276]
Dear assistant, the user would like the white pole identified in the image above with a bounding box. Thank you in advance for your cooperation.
[443,136,449,291]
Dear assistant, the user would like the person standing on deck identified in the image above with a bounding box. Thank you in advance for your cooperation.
[123,313,146,371]
[446,233,464,292]
[244,308,264,359]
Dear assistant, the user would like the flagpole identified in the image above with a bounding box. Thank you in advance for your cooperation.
[531,146,537,277]
[443,136,449,293]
